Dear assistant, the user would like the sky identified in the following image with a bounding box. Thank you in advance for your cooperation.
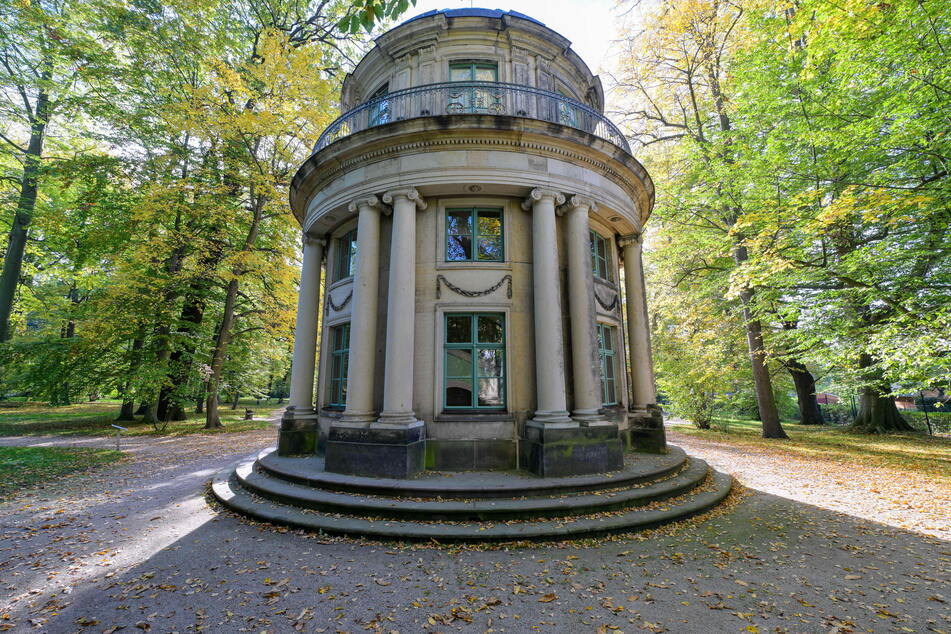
[399,0,626,75]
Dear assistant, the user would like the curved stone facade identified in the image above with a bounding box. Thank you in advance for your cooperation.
[279,9,663,478]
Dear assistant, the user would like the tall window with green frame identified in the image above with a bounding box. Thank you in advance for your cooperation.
[444,313,505,409]
[597,323,618,406]
[446,208,503,262]
[334,229,357,281]
[328,323,350,407]
[448,60,499,114]
[590,230,613,282]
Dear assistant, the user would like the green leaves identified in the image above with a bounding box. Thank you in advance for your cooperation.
[337,0,416,34]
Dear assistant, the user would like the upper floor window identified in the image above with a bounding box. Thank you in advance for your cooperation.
[368,82,389,126]
[446,208,503,262]
[334,229,357,281]
[449,61,498,82]
[448,61,500,114]
[590,230,613,282]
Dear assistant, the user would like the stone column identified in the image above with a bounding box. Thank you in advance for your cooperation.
[521,188,572,424]
[325,188,427,479]
[378,187,427,426]
[619,233,656,410]
[340,196,382,424]
[620,232,665,453]
[278,234,325,456]
[562,195,606,424]
[520,188,622,477]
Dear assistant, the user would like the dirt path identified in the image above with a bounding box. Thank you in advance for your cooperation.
[1,423,949,633]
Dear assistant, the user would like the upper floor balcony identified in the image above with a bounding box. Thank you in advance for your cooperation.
[313,81,631,156]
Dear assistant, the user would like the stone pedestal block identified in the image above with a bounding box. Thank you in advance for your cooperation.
[325,422,425,478]
[278,408,318,456]
[627,405,667,454]
[520,423,623,477]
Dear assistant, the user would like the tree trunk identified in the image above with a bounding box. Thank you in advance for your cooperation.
[134,401,149,415]
[205,279,239,429]
[0,84,49,342]
[787,359,824,425]
[734,247,787,439]
[231,390,240,409]
[850,356,914,434]
[117,337,144,421]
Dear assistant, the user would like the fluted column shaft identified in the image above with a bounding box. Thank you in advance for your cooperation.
[620,233,657,411]
[341,197,382,423]
[564,196,604,422]
[379,188,427,425]
[288,235,325,412]
[522,188,572,424]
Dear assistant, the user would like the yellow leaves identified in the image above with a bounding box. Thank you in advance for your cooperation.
[537,593,557,603]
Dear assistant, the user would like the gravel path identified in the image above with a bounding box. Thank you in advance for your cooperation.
[1,423,948,633]
[667,425,951,541]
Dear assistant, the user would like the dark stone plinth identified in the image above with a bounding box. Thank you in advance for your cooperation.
[425,439,517,471]
[628,405,667,454]
[277,408,317,456]
[325,423,425,478]
[520,423,623,477]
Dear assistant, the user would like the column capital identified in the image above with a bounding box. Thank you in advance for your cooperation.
[567,194,599,213]
[382,187,427,210]
[521,188,565,211]
[347,195,381,213]
[302,234,327,249]
[617,232,644,249]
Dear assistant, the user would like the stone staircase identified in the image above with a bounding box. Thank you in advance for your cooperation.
[211,446,733,541]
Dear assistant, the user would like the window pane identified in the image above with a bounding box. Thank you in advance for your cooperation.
[477,348,503,377]
[447,210,472,234]
[477,235,503,261]
[603,327,614,352]
[604,379,616,405]
[446,349,472,377]
[478,379,503,407]
[450,66,470,81]
[446,380,472,406]
[446,316,471,343]
[447,234,472,261]
[477,211,501,236]
[474,66,496,81]
[477,315,503,343]
[604,357,615,381]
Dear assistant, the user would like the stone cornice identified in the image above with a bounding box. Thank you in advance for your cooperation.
[521,188,565,211]
[347,195,381,213]
[382,187,427,211]
[290,119,654,227]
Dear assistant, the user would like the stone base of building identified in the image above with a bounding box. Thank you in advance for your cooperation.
[277,408,318,456]
[520,422,624,477]
[627,405,667,454]
[425,438,517,471]
[325,422,425,478]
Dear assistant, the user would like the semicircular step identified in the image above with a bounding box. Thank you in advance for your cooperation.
[234,457,709,521]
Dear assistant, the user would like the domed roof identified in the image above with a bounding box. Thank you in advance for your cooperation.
[398,8,545,27]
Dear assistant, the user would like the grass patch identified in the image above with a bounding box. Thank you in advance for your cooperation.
[0,401,275,437]
[0,446,124,498]
[670,417,951,480]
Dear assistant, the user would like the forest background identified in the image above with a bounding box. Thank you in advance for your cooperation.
[0,0,947,435]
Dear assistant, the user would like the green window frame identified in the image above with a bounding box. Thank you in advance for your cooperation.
[597,323,618,406]
[590,230,613,282]
[328,323,350,408]
[334,229,357,282]
[446,207,504,262]
[444,313,506,410]
[368,82,389,127]
[448,60,500,114]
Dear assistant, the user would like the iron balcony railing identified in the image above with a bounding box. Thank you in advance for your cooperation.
[314,81,632,154]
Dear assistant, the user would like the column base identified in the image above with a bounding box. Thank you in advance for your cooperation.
[520,420,623,477]
[278,407,319,456]
[627,405,667,454]
[325,420,425,478]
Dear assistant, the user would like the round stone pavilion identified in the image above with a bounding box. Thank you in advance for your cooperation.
[214,9,731,539]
